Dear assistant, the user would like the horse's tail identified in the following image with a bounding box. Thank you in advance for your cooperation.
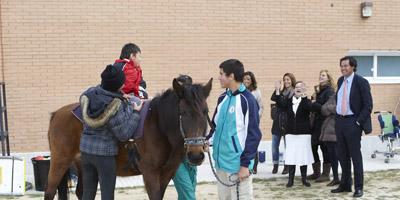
[50,111,56,122]
[47,111,56,150]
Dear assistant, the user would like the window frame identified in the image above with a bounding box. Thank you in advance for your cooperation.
[347,50,400,84]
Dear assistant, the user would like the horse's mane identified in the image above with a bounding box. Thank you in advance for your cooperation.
[149,83,206,133]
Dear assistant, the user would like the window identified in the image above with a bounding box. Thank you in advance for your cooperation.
[347,51,400,84]
[353,56,373,77]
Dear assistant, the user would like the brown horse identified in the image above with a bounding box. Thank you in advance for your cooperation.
[45,78,213,200]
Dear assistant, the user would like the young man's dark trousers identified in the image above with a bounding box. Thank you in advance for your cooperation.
[81,152,117,200]
[335,116,363,191]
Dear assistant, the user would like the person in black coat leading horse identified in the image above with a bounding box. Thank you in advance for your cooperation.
[331,56,373,198]
[308,70,336,182]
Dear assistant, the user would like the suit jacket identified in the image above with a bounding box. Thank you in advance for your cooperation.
[337,73,373,134]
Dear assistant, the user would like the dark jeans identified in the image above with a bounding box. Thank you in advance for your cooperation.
[81,152,117,200]
[336,116,364,190]
[311,141,329,164]
[271,134,284,164]
[325,142,339,180]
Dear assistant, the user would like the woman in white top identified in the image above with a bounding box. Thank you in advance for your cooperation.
[243,71,263,118]
[243,71,263,173]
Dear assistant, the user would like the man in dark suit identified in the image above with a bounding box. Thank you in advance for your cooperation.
[331,56,373,198]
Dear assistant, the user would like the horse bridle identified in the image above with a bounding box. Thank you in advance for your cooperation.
[178,103,241,198]
[178,102,242,199]
[179,114,208,148]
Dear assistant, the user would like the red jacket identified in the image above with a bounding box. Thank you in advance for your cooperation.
[114,59,142,97]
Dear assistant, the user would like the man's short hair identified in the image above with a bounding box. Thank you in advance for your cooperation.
[120,43,141,59]
[219,59,244,82]
[340,56,358,72]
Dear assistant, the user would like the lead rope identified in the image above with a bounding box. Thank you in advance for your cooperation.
[205,114,240,200]
[207,151,240,200]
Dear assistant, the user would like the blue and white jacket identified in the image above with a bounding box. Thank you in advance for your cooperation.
[209,84,262,173]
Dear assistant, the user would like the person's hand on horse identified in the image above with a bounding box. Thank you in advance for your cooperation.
[123,93,131,100]
[133,101,143,111]
[238,166,250,182]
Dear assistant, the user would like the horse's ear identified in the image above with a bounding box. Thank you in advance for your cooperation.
[203,78,213,98]
[173,78,184,98]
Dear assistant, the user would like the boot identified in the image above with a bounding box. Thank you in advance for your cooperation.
[272,164,279,174]
[253,153,259,174]
[316,163,331,182]
[286,165,295,188]
[282,165,289,175]
[301,165,311,187]
[306,161,321,180]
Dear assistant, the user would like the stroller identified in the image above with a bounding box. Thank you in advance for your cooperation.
[371,98,400,163]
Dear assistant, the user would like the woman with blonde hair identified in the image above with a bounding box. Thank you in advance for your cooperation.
[308,70,336,183]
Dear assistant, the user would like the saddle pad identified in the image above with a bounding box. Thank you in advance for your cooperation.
[71,105,83,123]
[133,100,151,139]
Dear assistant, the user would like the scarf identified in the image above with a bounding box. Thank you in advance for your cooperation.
[292,96,302,114]
[282,87,295,99]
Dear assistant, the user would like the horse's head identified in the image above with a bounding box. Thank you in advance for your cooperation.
[172,76,212,166]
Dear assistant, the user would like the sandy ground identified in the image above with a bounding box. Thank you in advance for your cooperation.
[2,169,399,200]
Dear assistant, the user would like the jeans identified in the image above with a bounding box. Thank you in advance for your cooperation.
[81,153,117,200]
[271,134,284,164]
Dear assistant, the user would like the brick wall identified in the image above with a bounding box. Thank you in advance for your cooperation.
[1,0,399,152]
[0,0,3,83]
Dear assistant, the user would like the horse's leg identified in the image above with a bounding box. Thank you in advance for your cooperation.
[156,142,184,196]
[45,156,73,200]
[142,170,163,200]
[56,170,69,200]
[159,167,179,198]
[46,104,82,200]
[74,161,83,200]
[143,158,181,199]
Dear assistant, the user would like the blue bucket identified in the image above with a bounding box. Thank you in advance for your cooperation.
[258,151,266,163]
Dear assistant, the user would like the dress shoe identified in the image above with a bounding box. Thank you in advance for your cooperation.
[331,186,352,193]
[326,179,340,186]
[353,190,363,198]
[286,181,293,188]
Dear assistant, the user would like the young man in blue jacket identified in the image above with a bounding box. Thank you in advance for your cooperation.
[208,59,262,200]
